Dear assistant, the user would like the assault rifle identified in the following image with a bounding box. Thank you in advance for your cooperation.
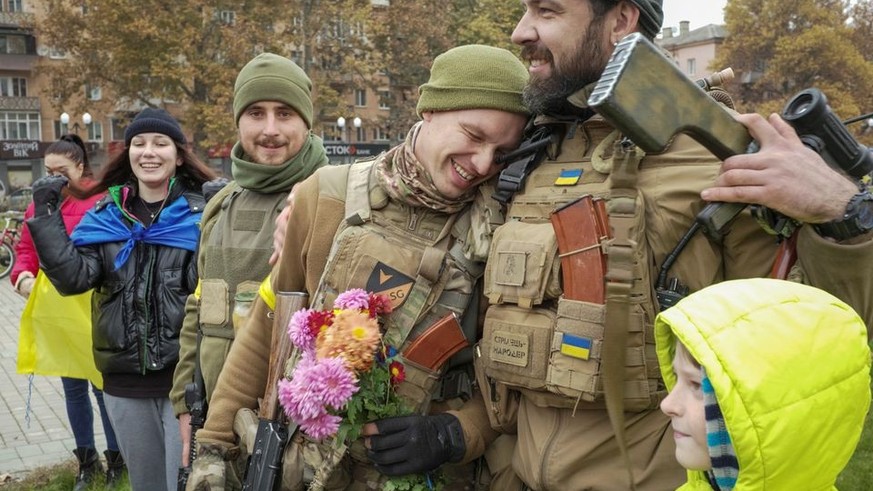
[588,33,873,241]
[177,330,208,491]
[242,291,309,491]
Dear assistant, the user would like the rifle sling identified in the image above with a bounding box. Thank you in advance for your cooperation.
[603,138,643,491]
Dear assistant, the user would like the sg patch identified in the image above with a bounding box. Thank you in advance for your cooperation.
[366,261,414,309]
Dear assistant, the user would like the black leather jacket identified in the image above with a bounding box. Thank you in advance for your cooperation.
[28,184,204,376]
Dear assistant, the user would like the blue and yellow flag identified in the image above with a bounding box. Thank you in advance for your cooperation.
[555,169,583,186]
[560,333,593,360]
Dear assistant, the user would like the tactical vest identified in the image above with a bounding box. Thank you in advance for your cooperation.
[284,159,491,490]
[198,182,289,339]
[479,115,663,413]
[311,160,488,411]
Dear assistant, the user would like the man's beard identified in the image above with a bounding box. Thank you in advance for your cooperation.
[522,21,610,116]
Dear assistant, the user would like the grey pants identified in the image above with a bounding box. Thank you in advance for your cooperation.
[103,394,182,491]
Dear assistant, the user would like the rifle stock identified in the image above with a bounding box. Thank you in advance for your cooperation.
[242,291,309,491]
[588,33,752,238]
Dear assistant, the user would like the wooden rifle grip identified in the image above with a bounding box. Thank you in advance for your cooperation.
[259,291,309,421]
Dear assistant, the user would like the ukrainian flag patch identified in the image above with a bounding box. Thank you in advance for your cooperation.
[560,333,592,360]
[554,169,583,186]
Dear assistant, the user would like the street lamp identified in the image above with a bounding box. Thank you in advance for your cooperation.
[60,112,92,137]
[336,116,362,142]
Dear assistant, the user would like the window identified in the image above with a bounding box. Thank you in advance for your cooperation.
[686,58,696,75]
[322,123,341,142]
[355,89,367,107]
[86,84,102,101]
[218,10,236,26]
[111,117,130,141]
[372,127,389,141]
[54,120,68,138]
[290,50,303,66]
[0,77,27,97]
[87,121,103,142]
[378,90,390,110]
[356,126,366,142]
[6,0,23,12]
[0,111,41,140]
[0,34,27,54]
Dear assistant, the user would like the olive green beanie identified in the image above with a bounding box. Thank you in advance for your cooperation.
[233,53,314,128]
[416,44,529,117]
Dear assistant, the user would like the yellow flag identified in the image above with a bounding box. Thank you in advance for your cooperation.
[16,271,102,389]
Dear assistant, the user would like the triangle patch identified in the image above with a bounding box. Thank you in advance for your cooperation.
[366,261,414,309]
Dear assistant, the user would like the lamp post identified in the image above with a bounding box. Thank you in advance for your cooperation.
[60,112,92,138]
[336,116,362,142]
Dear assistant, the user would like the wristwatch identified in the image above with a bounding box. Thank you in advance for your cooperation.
[813,188,873,241]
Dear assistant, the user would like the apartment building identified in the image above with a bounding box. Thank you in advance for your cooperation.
[657,21,727,82]
[0,0,397,193]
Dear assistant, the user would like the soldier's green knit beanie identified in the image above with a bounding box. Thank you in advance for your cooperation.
[233,53,314,128]
[416,45,529,117]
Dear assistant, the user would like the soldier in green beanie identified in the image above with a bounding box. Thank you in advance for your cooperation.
[475,0,873,490]
[188,44,530,490]
[171,51,328,482]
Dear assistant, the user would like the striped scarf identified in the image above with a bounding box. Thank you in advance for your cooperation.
[702,368,739,490]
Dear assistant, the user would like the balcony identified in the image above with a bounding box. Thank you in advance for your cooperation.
[0,96,40,111]
[0,11,33,27]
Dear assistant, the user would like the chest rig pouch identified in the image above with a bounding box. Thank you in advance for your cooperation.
[198,184,288,339]
[479,117,662,414]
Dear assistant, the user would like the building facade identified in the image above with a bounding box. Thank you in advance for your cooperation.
[657,21,727,83]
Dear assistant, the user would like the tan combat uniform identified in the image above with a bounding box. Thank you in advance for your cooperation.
[474,88,873,491]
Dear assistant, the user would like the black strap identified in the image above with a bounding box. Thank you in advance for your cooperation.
[493,125,555,204]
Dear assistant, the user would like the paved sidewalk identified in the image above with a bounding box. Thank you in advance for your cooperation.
[0,278,106,478]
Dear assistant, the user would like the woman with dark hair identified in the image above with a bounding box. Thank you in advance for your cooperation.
[27,108,215,491]
[14,133,124,490]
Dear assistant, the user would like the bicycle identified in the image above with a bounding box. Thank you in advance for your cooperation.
[0,211,24,279]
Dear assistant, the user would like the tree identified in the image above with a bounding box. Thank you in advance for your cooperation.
[452,0,524,52]
[714,0,873,133]
[35,0,383,153]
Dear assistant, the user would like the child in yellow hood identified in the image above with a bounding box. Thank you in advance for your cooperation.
[656,278,871,490]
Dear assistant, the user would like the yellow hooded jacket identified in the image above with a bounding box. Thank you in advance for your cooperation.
[655,278,870,490]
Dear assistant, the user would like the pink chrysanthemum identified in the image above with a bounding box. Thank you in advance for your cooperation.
[334,288,370,311]
[278,355,326,421]
[308,356,359,409]
[288,308,317,351]
[299,412,342,440]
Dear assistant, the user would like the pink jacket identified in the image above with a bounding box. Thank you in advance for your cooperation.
[11,189,103,285]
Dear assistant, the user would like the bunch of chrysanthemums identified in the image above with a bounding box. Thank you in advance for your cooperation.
[277,288,408,443]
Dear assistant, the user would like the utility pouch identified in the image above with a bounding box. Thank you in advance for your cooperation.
[394,358,441,414]
[480,305,554,391]
[484,221,560,308]
[474,347,519,434]
[200,279,229,326]
[547,298,607,402]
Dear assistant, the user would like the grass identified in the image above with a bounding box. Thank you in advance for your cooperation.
[0,461,131,491]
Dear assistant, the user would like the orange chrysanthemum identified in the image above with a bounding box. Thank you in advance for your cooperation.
[316,309,381,372]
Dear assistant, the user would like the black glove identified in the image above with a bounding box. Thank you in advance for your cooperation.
[367,413,466,476]
[31,175,69,216]
[201,177,230,203]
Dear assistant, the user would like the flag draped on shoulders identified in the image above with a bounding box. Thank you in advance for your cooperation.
[71,193,200,270]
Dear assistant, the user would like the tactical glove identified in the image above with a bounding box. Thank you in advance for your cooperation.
[186,443,237,491]
[31,175,69,216]
[201,178,231,203]
[367,413,466,476]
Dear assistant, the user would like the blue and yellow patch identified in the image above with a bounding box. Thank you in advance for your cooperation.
[554,169,583,186]
[560,333,592,360]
